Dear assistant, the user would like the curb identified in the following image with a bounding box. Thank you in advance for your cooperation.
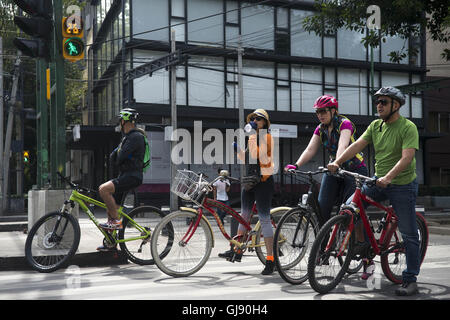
[0,251,129,272]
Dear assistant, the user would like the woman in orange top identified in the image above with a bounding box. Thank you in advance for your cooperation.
[218,109,276,275]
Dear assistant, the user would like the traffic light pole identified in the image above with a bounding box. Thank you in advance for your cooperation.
[49,0,65,188]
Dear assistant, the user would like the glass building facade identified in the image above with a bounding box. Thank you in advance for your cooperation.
[88,0,426,201]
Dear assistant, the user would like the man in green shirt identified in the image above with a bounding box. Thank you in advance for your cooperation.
[328,86,421,296]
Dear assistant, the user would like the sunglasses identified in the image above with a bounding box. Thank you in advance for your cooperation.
[315,109,329,115]
[375,99,390,106]
[251,116,265,121]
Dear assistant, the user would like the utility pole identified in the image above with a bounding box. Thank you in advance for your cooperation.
[0,37,4,215]
[2,54,21,212]
[170,29,177,211]
[237,35,244,182]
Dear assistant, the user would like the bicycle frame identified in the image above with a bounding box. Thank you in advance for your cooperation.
[181,197,284,251]
[64,189,151,245]
[332,183,398,258]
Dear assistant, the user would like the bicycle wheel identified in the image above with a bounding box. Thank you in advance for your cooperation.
[255,207,290,265]
[307,213,355,294]
[118,206,168,265]
[274,207,319,285]
[381,212,429,284]
[25,211,80,273]
[151,210,213,277]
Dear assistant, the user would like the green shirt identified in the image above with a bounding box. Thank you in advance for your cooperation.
[361,116,419,185]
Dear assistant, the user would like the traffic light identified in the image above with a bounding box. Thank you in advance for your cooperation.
[23,150,30,163]
[62,16,85,62]
[12,0,53,60]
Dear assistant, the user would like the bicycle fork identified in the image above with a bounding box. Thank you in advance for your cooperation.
[327,212,354,257]
[180,211,203,246]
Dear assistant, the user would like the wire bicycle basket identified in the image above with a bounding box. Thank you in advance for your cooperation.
[171,169,210,203]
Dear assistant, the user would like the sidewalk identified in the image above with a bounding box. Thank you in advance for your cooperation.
[0,211,128,271]
[1,207,449,271]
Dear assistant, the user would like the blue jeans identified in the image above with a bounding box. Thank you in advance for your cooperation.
[318,165,368,226]
[347,178,420,283]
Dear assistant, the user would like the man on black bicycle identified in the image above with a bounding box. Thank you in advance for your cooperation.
[328,86,421,296]
[97,108,146,251]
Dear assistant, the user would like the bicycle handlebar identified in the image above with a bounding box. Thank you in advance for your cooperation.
[335,168,377,186]
[285,166,328,176]
[57,171,97,194]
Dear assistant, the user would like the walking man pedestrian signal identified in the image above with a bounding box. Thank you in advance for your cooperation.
[62,16,84,62]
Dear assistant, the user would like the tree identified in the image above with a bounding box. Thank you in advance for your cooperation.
[302,0,450,63]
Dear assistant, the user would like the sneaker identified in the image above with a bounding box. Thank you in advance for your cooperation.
[395,282,419,296]
[96,244,117,252]
[226,252,242,263]
[361,259,375,280]
[218,249,234,259]
[99,219,123,230]
[261,259,275,275]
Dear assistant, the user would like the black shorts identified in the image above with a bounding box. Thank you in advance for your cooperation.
[112,175,142,205]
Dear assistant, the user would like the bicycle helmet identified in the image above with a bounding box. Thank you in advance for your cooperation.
[314,95,339,110]
[373,86,406,106]
[118,108,139,122]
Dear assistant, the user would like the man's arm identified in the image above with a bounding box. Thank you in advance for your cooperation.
[328,136,369,173]
[377,148,415,188]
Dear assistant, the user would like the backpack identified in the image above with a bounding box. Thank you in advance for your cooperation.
[142,134,151,173]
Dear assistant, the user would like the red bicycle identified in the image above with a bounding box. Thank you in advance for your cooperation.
[307,168,429,294]
[150,169,290,277]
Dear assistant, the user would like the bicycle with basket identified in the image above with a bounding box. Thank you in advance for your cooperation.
[150,169,291,277]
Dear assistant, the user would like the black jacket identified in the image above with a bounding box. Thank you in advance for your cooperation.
[110,128,146,180]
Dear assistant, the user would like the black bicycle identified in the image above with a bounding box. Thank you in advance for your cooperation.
[273,167,363,285]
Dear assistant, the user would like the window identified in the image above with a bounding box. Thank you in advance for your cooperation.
[338,68,367,115]
[171,0,185,17]
[337,27,366,61]
[188,56,224,108]
[439,113,450,133]
[188,0,223,46]
[243,60,274,110]
[277,64,290,111]
[324,34,336,58]
[291,65,322,112]
[275,7,289,55]
[132,0,169,42]
[133,50,170,104]
[291,10,321,58]
[241,4,274,50]
[381,35,408,64]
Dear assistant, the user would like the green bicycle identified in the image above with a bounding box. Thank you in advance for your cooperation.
[25,173,172,272]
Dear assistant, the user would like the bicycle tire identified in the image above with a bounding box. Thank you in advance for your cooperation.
[255,207,291,265]
[381,212,429,284]
[274,207,319,285]
[151,210,213,277]
[118,206,168,265]
[307,213,355,294]
[25,211,80,273]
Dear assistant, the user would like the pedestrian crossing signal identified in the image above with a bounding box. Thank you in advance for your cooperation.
[23,151,30,163]
[62,16,84,62]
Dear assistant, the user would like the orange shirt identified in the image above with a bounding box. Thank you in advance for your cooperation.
[239,132,274,182]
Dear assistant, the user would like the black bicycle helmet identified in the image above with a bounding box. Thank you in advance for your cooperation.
[373,87,406,131]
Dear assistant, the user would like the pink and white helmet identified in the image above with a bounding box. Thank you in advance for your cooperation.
[313,95,339,110]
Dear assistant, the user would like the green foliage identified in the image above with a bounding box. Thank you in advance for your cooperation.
[303,0,450,63]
